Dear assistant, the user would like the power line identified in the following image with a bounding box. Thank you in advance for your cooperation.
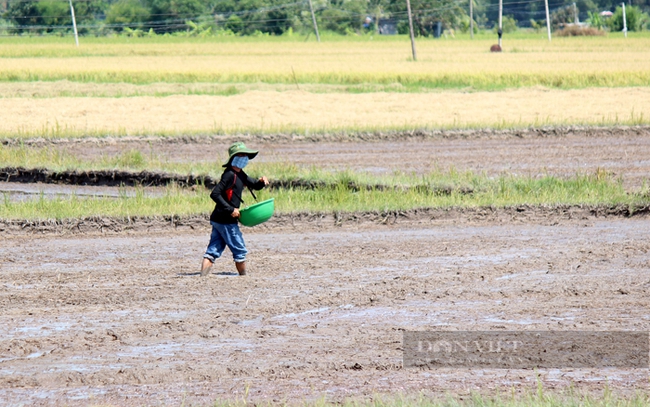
[1,0,586,33]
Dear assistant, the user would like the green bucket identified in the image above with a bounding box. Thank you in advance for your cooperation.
[239,198,275,227]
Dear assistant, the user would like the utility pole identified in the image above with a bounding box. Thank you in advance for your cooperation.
[308,0,320,42]
[375,5,381,35]
[498,0,503,48]
[469,0,474,39]
[573,2,578,24]
[544,0,551,41]
[406,0,417,61]
[69,0,79,47]
[622,2,627,37]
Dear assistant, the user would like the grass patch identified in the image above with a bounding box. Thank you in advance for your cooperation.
[0,171,642,220]
[0,144,636,192]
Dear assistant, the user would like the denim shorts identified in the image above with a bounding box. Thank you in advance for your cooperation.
[203,221,248,263]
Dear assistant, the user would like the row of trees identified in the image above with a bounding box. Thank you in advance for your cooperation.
[2,0,649,36]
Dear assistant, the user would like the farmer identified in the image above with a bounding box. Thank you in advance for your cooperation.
[200,142,269,277]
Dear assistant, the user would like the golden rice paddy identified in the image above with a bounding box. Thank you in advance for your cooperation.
[1,36,649,87]
[1,35,649,136]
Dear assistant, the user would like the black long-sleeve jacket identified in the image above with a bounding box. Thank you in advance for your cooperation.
[209,168,266,224]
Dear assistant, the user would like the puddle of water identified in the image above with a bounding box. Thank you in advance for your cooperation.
[334,305,455,327]
[0,182,166,203]
[483,311,577,325]
[483,317,541,325]
[544,368,627,383]
[2,283,37,290]
[12,321,73,338]
[237,315,264,327]
[0,386,109,402]
[115,340,254,359]
[0,351,51,364]
[5,310,193,342]
[67,387,109,400]
[272,302,446,328]
[272,307,330,320]
[496,269,550,281]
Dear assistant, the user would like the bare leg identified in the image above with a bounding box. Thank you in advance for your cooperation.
[200,258,213,277]
[235,261,246,276]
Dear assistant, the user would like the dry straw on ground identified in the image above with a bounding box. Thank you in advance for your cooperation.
[556,26,607,36]
[1,87,648,134]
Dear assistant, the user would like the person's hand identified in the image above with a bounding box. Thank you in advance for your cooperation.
[260,176,269,186]
[231,208,240,218]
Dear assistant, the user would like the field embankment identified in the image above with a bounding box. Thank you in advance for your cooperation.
[2,203,649,236]
[2,127,650,220]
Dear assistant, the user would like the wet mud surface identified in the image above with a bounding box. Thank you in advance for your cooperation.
[1,212,649,405]
[0,182,168,203]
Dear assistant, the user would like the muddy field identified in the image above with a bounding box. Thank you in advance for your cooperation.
[1,209,649,406]
[1,129,650,406]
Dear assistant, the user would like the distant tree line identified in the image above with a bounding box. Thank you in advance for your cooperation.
[481,0,650,29]
[1,0,649,36]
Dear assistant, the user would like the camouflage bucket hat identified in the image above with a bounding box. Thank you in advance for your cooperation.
[223,142,259,167]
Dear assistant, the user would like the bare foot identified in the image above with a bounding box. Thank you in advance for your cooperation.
[235,261,246,276]
[200,259,213,277]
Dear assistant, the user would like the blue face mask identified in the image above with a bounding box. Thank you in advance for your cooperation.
[231,155,249,169]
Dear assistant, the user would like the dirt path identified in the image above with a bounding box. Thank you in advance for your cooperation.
[1,211,649,405]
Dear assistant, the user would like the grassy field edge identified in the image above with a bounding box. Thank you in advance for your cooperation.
[2,200,648,227]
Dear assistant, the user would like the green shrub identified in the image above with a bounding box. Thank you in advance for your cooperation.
[320,0,367,35]
[493,15,518,34]
[530,19,546,33]
[146,0,206,34]
[390,0,466,37]
[4,0,102,34]
[587,11,605,30]
[225,15,243,34]
[608,5,650,32]
[551,5,575,30]
[106,0,151,31]
[458,16,478,34]
[35,0,71,28]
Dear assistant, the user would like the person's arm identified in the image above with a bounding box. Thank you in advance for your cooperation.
[244,172,269,190]
[210,171,235,214]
